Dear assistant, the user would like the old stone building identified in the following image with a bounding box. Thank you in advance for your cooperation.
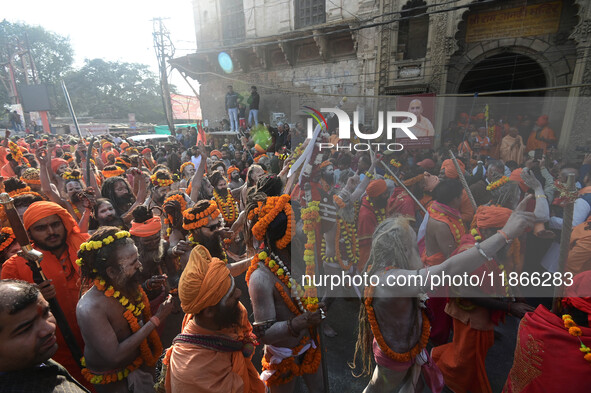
[172,0,591,154]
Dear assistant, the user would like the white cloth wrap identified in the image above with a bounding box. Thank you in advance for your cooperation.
[259,340,316,381]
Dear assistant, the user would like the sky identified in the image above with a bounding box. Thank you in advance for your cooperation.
[4,0,199,95]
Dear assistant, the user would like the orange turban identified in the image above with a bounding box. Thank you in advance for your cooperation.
[440,159,465,179]
[120,142,129,149]
[366,179,387,198]
[210,150,222,159]
[102,142,113,149]
[254,144,266,154]
[509,168,528,192]
[178,245,231,315]
[23,201,88,247]
[227,166,239,177]
[472,205,512,229]
[141,148,151,155]
[129,217,162,237]
[51,158,68,174]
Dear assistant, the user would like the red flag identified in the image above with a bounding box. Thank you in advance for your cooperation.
[197,121,206,145]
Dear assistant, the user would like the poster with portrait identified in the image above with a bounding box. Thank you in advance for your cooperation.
[395,93,436,149]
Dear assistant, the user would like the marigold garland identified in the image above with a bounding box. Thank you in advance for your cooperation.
[8,141,23,164]
[368,199,386,225]
[321,218,358,271]
[102,167,125,178]
[301,202,320,309]
[390,159,402,168]
[81,282,163,384]
[0,227,16,252]
[251,195,292,249]
[180,161,194,175]
[245,251,321,386]
[163,194,187,228]
[20,168,41,185]
[486,176,509,191]
[365,284,430,363]
[62,171,81,181]
[76,231,131,264]
[562,314,591,366]
[150,173,173,187]
[7,186,32,198]
[213,189,239,224]
[182,202,221,231]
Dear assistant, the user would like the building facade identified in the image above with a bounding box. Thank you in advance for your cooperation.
[172,0,591,155]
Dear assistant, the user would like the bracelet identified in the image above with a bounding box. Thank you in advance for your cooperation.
[365,171,374,179]
[497,230,511,244]
[535,194,547,199]
[475,242,493,261]
[150,316,161,327]
[286,318,299,337]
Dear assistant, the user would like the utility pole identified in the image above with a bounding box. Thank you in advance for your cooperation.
[152,17,175,135]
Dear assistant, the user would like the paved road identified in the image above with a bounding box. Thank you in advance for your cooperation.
[162,274,540,393]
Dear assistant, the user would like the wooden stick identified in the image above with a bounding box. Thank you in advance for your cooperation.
[448,150,477,211]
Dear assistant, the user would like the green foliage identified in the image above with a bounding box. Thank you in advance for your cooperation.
[63,59,167,123]
[0,20,74,108]
[1,21,169,124]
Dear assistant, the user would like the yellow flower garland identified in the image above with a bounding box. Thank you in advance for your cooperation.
[76,231,131,265]
[213,189,239,224]
[150,173,173,187]
[487,176,509,191]
[562,314,591,366]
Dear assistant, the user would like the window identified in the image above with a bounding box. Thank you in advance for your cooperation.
[221,0,246,45]
[397,0,429,60]
[295,0,326,29]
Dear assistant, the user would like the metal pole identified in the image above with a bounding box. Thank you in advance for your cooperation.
[378,160,428,216]
[448,150,478,211]
[61,80,82,139]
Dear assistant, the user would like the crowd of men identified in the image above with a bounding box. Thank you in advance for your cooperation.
[0,106,590,393]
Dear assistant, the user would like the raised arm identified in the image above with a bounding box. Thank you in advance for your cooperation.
[36,147,65,206]
[521,167,549,222]
[189,143,207,202]
[387,195,535,298]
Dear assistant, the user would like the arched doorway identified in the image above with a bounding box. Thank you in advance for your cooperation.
[458,53,547,96]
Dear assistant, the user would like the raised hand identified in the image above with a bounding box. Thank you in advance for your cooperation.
[501,194,535,239]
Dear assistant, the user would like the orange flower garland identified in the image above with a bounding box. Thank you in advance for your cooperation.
[180,161,194,176]
[81,279,163,384]
[182,201,220,231]
[150,173,173,187]
[301,202,320,312]
[251,195,292,250]
[245,251,321,386]
[8,141,23,164]
[102,167,125,178]
[261,334,321,386]
[365,284,430,362]
[562,314,591,366]
[213,189,239,224]
[0,227,16,252]
[487,176,509,191]
[163,194,187,228]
